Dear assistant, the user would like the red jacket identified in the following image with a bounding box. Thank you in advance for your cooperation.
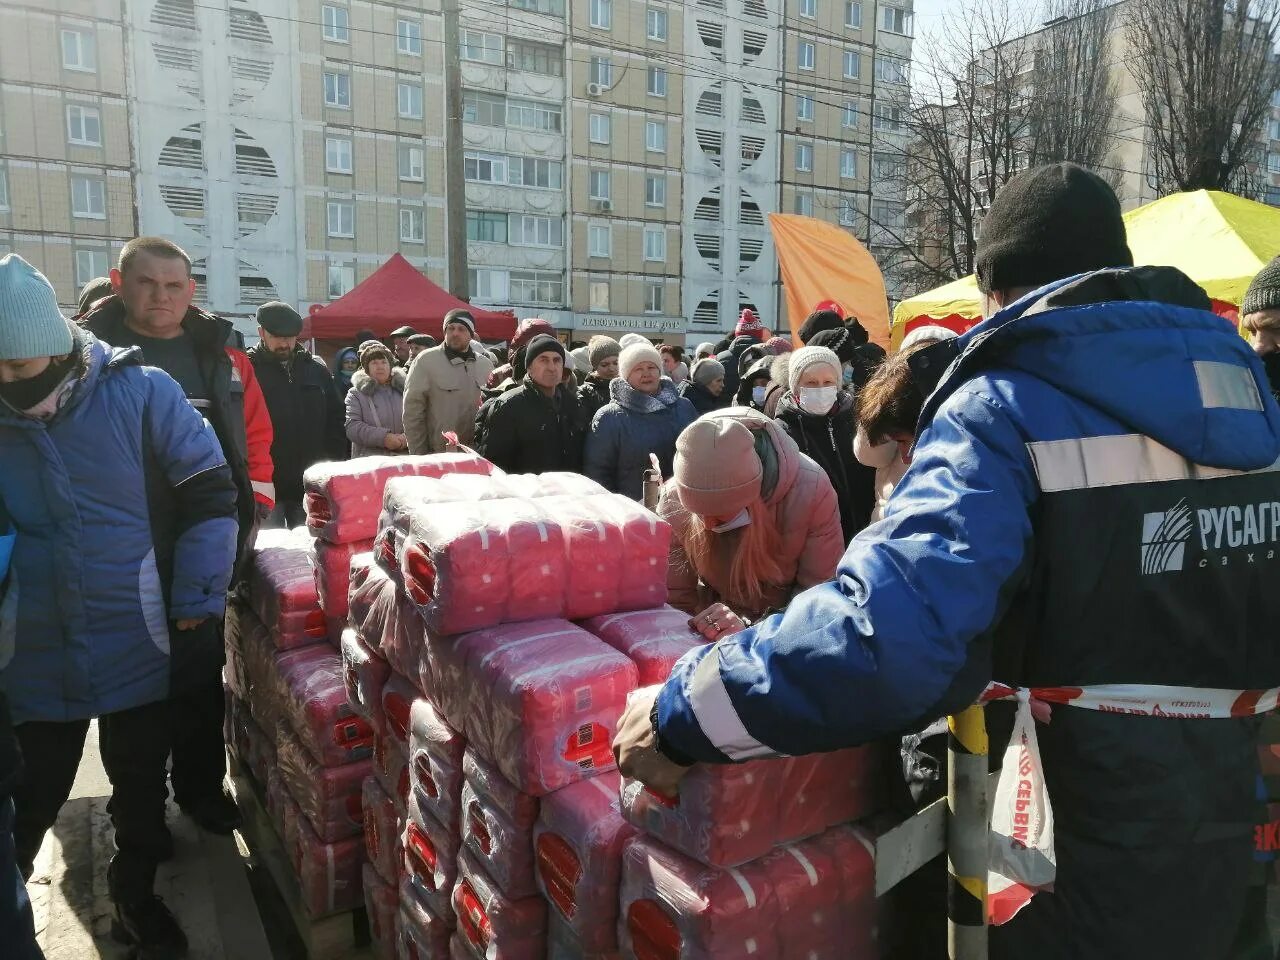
[227,348,275,507]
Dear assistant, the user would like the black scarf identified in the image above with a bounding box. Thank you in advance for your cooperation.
[444,345,474,363]
[0,351,80,413]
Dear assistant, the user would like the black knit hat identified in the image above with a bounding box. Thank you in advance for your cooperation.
[524,333,565,368]
[809,327,854,365]
[798,309,844,344]
[1243,257,1280,317]
[256,301,303,336]
[974,162,1132,295]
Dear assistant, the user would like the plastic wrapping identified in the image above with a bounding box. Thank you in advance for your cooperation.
[533,775,635,953]
[277,725,368,843]
[227,695,276,788]
[404,790,461,924]
[546,915,622,960]
[409,698,466,832]
[381,473,608,535]
[277,644,375,767]
[617,827,877,960]
[249,527,328,649]
[430,620,637,796]
[398,879,454,960]
[342,627,391,736]
[462,752,540,830]
[363,862,399,960]
[381,671,419,753]
[349,559,428,686]
[291,813,366,917]
[460,780,536,900]
[451,848,547,960]
[396,495,670,637]
[223,599,257,700]
[374,733,411,814]
[303,453,494,545]
[363,776,404,887]
[312,537,374,621]
[228,600,288,734]
[578,607,703,686]
[620,746,881,868]
[266,768,288,838]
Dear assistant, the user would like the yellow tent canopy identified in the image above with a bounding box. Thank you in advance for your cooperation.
[891,189,1280,346]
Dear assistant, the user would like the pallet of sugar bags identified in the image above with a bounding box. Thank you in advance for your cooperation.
[578,607,703,685]
[404,789,461,924]
[349,557,428,686]
[290,814,366,917]
[277,725,368,843]
[249,528,328,649]
[451,848,546,960]
[341,626,391,736]
[459,752,540,899]
[311,537,374,623]
[363,862,398,960]
[364,776,403,886]
[276,643,375,767]
[399,878,453,960]
[409,698,466,832]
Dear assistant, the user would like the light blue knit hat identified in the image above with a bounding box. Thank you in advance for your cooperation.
[0,254,71,360]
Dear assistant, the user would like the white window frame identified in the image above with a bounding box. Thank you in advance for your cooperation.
[646,7,669,40]
[800,0,817,18]
[647,66,668,97]
[876,54,909,85]
[842,99,858,128]
[589,280,610,312]
[795,141,813,172]
[840,147,857,179]
[326,136,353,174]
[507,98,562,133]
[845,0,862,28]
[590,0,613,29]
[645,119,667,153]
[589,56,614,87]
[399,144,425,181]
[463,151,508,184]
[843,50,860,79]
[324,71,351,108]
[880,4,912,35]
[66,104,102,147]
[873,198,906,227]
[797,39,815,71]
[645,174,665,207]
[643,226,666,262]
[470,267,508,300]
[589,112,611,144]
[460,30,504,64]
[510,270,563,306]
[397,18,423,55]
[75,248,108,287]
[328,261,355,298]
[589,169,611,201]
[794,192,813,216]
[322,5,350,42]
[71,175,105,219]
[588,222,612,257]
[0,167,9,212]
[838,197,858,226]
[796,94,814,122]
[400,206,425,243]
[398,81,424,119]
[510,213,562,247]
[1270,152,1280,174]
[61,29,96,72]
[509,156,562,189]
[326,199,355,238]
[874,102,904,131]
[644,282,663,314]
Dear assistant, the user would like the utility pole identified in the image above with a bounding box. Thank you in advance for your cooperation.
[442,0,468,298]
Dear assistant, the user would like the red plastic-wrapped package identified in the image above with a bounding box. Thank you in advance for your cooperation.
[451,848,547,960]
[546,915,622,960]
[462,752,540,830]
[578,608,702,685]
[364,862,399,960]
[248,527,328,648]
[303,453,493,545]
[277,645,375,767]
[223,599,261,701]
[430,620,637,796]
[404,790,461,923]
[280,783,302,862]
[363,776,404,886]
[409,699,466,831]
[533,775,634,953]
[620,746,881,868]
[399,879,454,960]
[460,780,536,900]
[381,672,418,753]
[349,559,428,685]
[312,537,374,621]
[374,733,411,814]
[342,627,391,736]
[227,696,276,788]
[231,603,290,734]
[292,813,365,917]
[587,496,670,613]
[277,726,368,843]
[618,827,877,960]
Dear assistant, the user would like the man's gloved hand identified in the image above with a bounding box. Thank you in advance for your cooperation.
[613,686,692,799]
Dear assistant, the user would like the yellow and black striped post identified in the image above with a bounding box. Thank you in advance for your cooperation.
[947,704,989,960]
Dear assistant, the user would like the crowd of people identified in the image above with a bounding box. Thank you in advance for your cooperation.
[1,160,1280,959]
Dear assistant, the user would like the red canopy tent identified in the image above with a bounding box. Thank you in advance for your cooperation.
[306,253,517,343]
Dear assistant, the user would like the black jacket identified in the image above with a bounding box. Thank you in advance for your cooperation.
[774,391,872,543]
[678,379,726,415]
[715,335,763,400]
[475,380,586,475]
[577,374,613,423]
[248,344,347,501]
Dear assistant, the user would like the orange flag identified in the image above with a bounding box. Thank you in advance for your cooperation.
[768,213,890,350]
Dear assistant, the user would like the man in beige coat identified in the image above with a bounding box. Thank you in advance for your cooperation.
[403,308,494,454]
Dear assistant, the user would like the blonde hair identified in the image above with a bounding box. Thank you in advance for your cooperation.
[682,502,786,613]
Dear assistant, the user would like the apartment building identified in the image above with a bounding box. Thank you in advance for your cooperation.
[0,0,136,308]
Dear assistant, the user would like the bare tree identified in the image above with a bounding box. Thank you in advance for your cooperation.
[1128,0,1280,194]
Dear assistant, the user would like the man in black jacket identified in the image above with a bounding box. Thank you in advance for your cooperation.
[249,303,347,527]
[476,335,585,474]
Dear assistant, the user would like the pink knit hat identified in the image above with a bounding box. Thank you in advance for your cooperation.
[672,417,762,518]
[765,335,793,355]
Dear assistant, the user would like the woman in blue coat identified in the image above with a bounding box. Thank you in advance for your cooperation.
[584,342,697,500]
[0,255,237,958]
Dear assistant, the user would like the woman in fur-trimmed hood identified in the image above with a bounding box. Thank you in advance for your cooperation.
[344,341,409,457]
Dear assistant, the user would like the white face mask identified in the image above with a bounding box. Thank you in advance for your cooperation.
[751,385,767,406]
[798,385,838,415]
[710,508,752,533]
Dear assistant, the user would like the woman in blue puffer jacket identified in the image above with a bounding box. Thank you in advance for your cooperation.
[584,342,698,500]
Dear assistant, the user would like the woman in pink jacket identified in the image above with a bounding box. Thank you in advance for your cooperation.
[657,408,845,624]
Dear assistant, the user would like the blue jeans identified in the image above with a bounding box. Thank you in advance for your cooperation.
[0,797,42,960]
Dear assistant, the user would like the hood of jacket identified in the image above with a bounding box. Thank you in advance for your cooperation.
[352,367,406,395]
[79,293,234,356]
[333,346,358,370]
[0,331,139,427]
[610,376,682,414]
[919,266,1280,471]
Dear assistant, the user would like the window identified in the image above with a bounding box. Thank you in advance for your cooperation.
[1271,119,1280,142]
[876,55,909,84]
[327,200,354,238]
[645,174,665,206]
[75,249,108,287]
[512,0,566,14]
[590,0,612,28]
[463,152,508,183]
[589,280,610,311]
[463,91,506,126]
[843,50,860,79]
[466,211,508,243]
[1270,152,1280,174]
[1267,185,1280,207]
[322,5,350,42]
[796,94,814,122]
[844,0,861,27]
[470,267,507,299]
[509,270,563,305]
[324,71,351,108]
[508,39,563,76]
[797,39,815,70]
[840,148,857,179]
[645,120,667,153]
[328,262,355,298]
[589,113,611,144]
[647,7,669,40]
[875,151,906,179]
[399,144,424,180]
[326,136,353,173]
[794,193,813,216]
[589,56,613,87]
[71,175,105,218]
[461,30,504,64]
[507,98,562,132]
[795,141,813,172]
[510,157,562,189]
[873,198,905,227]
[66,105,102,146]
[880,4,912,35]
[61,29,96,72]
[398,82,424,119]
[873,102,904,131]
[645,282,663,314]
[800,0,816,17]
[838,197,857,226]
[589,169,611,200]
[588,223,612,257]
[511,214,562,247]
[643,226,666,261]
[842,99,858,128]
[0,168,8,211]
[400,207,425,243]
[397,19,423,55]
[647,67,668,97]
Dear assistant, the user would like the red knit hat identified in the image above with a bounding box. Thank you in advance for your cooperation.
[735,308,766,341]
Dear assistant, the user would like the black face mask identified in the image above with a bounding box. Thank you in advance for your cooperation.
[1263,351,1280,401]
[0,354,78,412]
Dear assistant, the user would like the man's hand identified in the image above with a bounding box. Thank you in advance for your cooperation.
[689,602,747,642]
[175,618,207,631]
[613,687,691,798]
